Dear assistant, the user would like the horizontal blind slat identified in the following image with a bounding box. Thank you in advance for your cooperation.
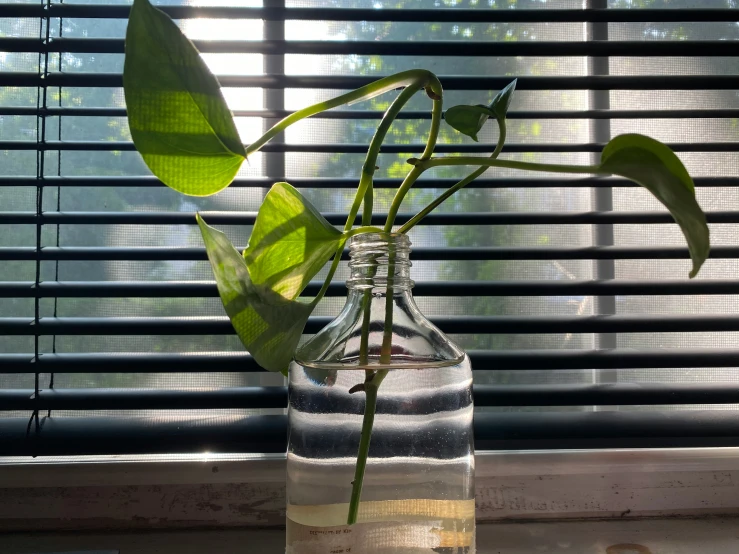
[2,176,735,189]
[2,210,737,226]
[0,387,286,411]
[4,107,738,120]
[3,349,739,373]
[3,314,739,335]
[4,279,739,299]
[0,245,733,262]
[0,4,735,22]
[2,140,735,153]
[4,37,734,57]
[3,72,735,90]
[4,382,739,411]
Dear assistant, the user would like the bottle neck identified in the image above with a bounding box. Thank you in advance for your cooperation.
[295,231,466,368]
[346,232,414,294]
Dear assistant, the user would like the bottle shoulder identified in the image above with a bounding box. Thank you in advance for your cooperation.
[295,292,466,370]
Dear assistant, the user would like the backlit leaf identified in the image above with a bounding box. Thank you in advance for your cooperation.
[599,134,709,278]
[124,0,245,196]
[444,79,516,141]
[489,79,517,122]
[443,105,492,142]
[198,214,313,373]
[243,182,344,300]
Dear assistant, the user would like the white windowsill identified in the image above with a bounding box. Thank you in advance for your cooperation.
[2,448,739,533]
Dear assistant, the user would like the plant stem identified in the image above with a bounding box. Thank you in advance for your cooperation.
[347,82,432,232]
[347,368,388,525]
[349,234,396,524]
[344,76,443,525]
[382,96,443,232]
[398,120,507,234]
[384,166,424,233]
[279,71,443,527]
[409,157,604,175]
[245,70,440,159]
[243,70,442,235]
[381,96,442,232]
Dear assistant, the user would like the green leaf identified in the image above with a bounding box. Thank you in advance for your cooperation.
[243,182,343,300]
[444,79,516,141]
[489,78,517,122]
[443,105,492,142]
[197,214,313,373]
[123,0,245,196]
[599,134,709,278]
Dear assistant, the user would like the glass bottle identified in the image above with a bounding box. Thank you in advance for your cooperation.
[287,232,475,554]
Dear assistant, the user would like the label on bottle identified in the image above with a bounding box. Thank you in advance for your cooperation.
[286,499,475,554]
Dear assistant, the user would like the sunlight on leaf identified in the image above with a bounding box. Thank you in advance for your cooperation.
[123,0,245,196]
[243,182,344,300]
[599,134,710,278]
[198,214,313,373]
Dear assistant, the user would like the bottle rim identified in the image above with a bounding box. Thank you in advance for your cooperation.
[348,231,411,249]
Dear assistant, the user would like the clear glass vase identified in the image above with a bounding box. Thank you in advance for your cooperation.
[287,233,475,554]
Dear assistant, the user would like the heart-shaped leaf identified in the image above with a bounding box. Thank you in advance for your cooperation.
[124,0,245,196]
[599,134,710,278]
[198,214,313,373]
[443,105,492,142]
[444,79,517,141]
[489,78,517,122]
[244,182,344,300]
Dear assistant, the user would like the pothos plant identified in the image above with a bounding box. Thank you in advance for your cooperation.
[123,0,710,525]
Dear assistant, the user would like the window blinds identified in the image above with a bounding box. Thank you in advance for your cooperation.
[0,0,738,456]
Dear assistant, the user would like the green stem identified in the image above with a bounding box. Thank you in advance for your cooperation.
[398,120,507,234]
[245,70,440,159]
[409,157,603,175]
[382,95,443,232]
[383,166,423,232]
[241,69,442,236]
[347,368,388,525]
[346,226,385,239]
[346,81,435,232]
[362,186,374,227]
[389,145,602,232]
[276,72,442,527]
[344,77,442,525]
[381,96,442,231]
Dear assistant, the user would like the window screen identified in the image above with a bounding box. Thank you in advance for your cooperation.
[1,0,738,455]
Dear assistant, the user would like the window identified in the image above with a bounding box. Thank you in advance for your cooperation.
[1,0,738,456]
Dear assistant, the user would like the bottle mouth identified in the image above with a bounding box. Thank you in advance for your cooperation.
[347,232,413,292]
[347,232,411,251]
